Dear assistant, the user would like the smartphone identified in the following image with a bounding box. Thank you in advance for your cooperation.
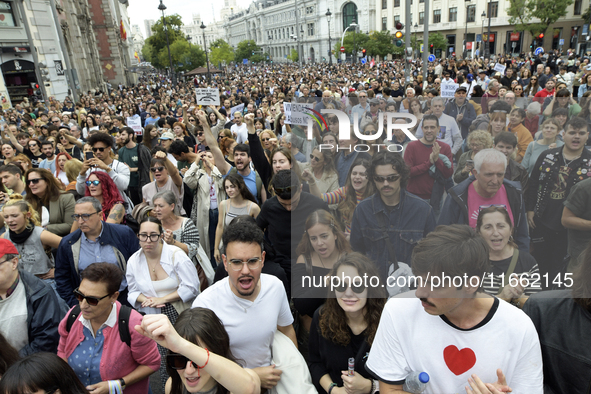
[85,151,94,161]
[466,160,474,166]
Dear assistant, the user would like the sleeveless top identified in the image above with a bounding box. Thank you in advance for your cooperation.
[5,226,53,275]
[152,276,179,298]
[224,201,254,226]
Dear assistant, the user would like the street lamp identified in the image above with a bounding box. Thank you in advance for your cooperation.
[464,0,471,59]
[326,9,333,65]
[414,23,418,58]
[200,21,211,85]
[158,0,175,86]
[290,34,297,63]
[486,0,492,58]
[481,11,486,57]
[300,25,305,64]
[352,16,358,64]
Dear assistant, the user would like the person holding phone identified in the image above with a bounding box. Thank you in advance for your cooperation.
[454,130,494,184]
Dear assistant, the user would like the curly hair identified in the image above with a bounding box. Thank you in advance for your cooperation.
[319,253,386,347]
[84,171,124,216]
[368,150,410,190]
[219,137,236,157]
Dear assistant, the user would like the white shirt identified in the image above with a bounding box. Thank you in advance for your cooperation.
[231,123,248,144]
[81,302,117,338]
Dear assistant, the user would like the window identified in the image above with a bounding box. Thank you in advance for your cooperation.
[307,23,314,36]
[342,2,358,30]
[449,7,457,22]
[382,17,387,30]
[419,12,424,25]
[488,2,498,18]
[382,0,387,9]
[394,0,400,6]
[433,9,441,23]
[574,0,582,15]
[420,0,424,3]
[394,15,400,24]
[467,5,476,22]
[0,1,16,27]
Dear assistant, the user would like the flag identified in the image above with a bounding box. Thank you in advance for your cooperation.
[134,52,140,62]
[370,59,375,68]
[120,20,127,40]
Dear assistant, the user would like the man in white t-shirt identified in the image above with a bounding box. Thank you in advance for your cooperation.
[192,220,296,390]
[231,112,248,144]
[366,225,543,394]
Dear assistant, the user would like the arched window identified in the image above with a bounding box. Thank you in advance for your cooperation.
[342,2,358,31]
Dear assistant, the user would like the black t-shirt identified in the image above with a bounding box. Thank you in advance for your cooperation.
[22,148,46,168]
[390,88,404,98]
[489,250,537,276]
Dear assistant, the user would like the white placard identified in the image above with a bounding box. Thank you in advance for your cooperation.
[195,88,220,106]
[283,102,315,126]
[493,63,507,74]
[440,83,459,98]
[126,115,142,135]
[229,103,245,120]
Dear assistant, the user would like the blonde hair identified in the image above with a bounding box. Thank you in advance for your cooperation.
[467,129,494,149]
[2,194,41,227]
[64,159,83,183]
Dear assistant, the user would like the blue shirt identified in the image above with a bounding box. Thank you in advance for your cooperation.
[79,224,127,290]
[39,158,56,173]
[144,116,160,127]
[69,325,105,386]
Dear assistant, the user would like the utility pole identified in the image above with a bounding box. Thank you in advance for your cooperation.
[294,0,302,67]
[404,0,411,83]
[422,0,429,85]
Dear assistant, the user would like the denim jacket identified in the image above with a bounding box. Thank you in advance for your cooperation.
[350,190,436,280]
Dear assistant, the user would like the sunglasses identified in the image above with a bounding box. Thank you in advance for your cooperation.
[166,353,209,370]
[86,180,100,186]
[29,143,38,147]
[373,174,401,183]
[73,288,110,306]
[370,103,378,106]
[335,282,366,294]
[197,133,204,136]
[151,166,165,172]
[274,186,293,195]
[26,178,43,185]
[92,147,106,152]
[261,138,270,141]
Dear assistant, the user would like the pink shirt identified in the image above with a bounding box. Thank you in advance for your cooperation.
[467,183,514,228]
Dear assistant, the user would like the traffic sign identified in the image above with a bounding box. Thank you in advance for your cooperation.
[534,47,544,56]
[340,46,345,53]
[559,39,564,46]
[428,54,435,62]
[360,57,366,64]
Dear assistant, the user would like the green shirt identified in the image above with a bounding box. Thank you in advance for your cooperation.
[118,145,139,187]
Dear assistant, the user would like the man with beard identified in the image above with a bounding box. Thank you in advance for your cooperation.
[350,152,435,280]
[192,219,297,391]
[231,112,248,144]
[314,90,334,111]
[38,141,57,173]
[117,127,151,205]
[404,115,454,217]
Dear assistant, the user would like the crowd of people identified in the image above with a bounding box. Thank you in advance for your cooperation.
[0,50,590,394]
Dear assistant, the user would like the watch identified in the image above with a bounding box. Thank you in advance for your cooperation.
[119,378,126,389]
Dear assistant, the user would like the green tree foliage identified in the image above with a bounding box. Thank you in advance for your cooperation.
[287,48,299,62]
[365,31,396,58]
[507,0,574,46]
[210,39,235,66]
[429,32,448,51]
[234,40,263,63]
[143,14,193,69]
[333,31,370,57]
[582,6,591,21]
[158,40,205,72]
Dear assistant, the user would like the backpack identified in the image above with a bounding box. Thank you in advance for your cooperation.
[65,304,134,347]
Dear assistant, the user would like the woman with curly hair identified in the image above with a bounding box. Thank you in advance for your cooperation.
[308,252,386,394]
[219,136,237,166]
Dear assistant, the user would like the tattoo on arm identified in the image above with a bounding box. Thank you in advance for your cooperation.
[108,204,125,223]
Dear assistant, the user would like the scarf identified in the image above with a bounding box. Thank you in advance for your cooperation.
[9,225,35,245]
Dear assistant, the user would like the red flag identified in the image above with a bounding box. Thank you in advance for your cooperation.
[120,20,127,40]
[370,59,375,68]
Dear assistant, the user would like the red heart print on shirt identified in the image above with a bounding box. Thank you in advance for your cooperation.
[443,345,477,375]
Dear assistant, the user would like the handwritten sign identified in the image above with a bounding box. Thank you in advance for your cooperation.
[283,102,315,126]
[126,115,142,135]
[440,82,459,98]
[195,88,220,106]
[493,63,506,74]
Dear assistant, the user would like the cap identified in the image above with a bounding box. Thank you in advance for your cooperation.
[467,73,474,82]
[58,124,71,131]
[0,239,18,259]
[478,69,486,74]
[369,98,380,105]
[586,64,591,71]
[349,87,356,92]
[159,131,175,140]
[455,86,468,93]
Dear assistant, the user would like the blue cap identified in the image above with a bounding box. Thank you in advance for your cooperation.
[467,73,474,82]
[419,372,430,383]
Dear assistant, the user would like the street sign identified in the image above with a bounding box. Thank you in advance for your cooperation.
[428,54,435,62]
[452,52,456,57]
[534,47,544,56]
[340,46,345,53]
[242,58,248,64]
[476,34,482,42]
[559,39,564,46]
[360,57,366,64]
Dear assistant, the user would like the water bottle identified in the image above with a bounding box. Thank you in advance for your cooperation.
[402,371,429,393]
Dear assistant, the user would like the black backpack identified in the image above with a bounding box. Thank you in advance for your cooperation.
[65,304,134,347]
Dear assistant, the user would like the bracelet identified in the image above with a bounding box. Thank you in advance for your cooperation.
[328,383,337,394]
[196,348,210,369]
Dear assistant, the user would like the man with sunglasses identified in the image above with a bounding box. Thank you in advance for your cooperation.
[350,152,436,280]
[0,238,66,357]
[56,197,139,307]
[75,132,130,196]
[192,219,296,390]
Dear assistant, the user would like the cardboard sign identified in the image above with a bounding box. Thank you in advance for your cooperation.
[126,115,142,135]
[283,102,315,126]
[493,63,506,74]
[229,103,245,120]
[195,88,220,106]
[440,82,459,98]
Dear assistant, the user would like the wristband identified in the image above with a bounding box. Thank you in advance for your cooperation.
[328,383,337,394]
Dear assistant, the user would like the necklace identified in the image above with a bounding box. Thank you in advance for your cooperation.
[319,252,341,269]
[563,154,580,167]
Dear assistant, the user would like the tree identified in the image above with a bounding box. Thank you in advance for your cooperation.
[365,31,396,58]
[333,31,370,57]
[210,39,235,66]
[287,48,299,62]
[429,32,448,52]
[507,0,574,46]
[234,40,262,63]
[159,40,205,72]
[143,14,186,69]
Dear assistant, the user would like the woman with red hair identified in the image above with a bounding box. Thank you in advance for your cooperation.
[71,171,126,231]
[54,152,72,187]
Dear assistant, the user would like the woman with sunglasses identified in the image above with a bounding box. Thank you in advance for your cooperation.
[136,309,260,394]
[524,76,540,98]
[142,151,185,215]
[259,129,278,153]
[309,253,386,394]
[293,210,352,333]
[0,352,90,394]
[213,174,260,263]
[476,206,541,308]
[58,262,161,394]
[24,168,75,236]
[301,148,339,195]
[127,217,200,391]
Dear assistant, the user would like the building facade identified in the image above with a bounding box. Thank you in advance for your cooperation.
[182,14,225,49]
[377,0,591,59]
[144,19,156,38]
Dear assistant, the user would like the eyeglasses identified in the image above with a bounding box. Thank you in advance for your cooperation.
[370,103,378,106]
[71,211,101,221]
[274,186,293,195]
[228,257,262,271]
[151,166,165,173]
[196,133,204,136]
[26,178,43,185]
[86,180,100,186]
[74,288,110,306]
[92,147,106,152]
[335,282,366,294]
[261,138,270,141]
[138,233,161,242]
[373,174,401,183]
[309,154,321,162]
[29,143,38,147]
[479,204,507,212]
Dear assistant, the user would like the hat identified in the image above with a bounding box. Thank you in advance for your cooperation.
[0,239,18,259]
[58,124,70,131]
[586,64,591,71]
[455,86,468,93]
[369,98,380,105]
[478,69,486,74]
[159,131,175,140]
[466,73,474,82]
[349,87,356,93]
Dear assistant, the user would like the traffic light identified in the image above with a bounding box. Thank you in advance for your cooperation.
[30,82,41,96]
[430,43,434,53]
[395,21,404,47]
[362,49,366,57]
[538,33,544,40]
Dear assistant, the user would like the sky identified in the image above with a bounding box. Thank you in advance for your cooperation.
[128,0,254,37]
